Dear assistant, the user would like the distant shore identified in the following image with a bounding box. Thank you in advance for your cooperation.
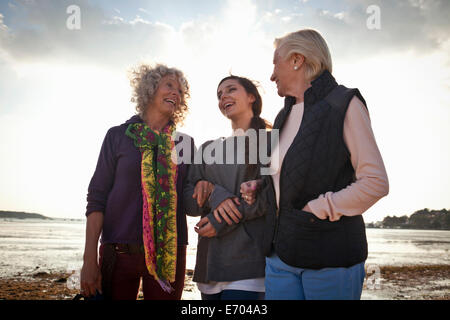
[2,208,449,231]
[0,211,83,222]
[0,264,448,300]
[0,211,51,220]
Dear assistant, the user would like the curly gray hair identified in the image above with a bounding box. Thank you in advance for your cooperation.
[129,63,190,125]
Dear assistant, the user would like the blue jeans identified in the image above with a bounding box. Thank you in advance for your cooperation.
[201,290,265,300]
[265,254,365,300]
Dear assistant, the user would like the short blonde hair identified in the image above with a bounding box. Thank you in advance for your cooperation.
[129,63,190,125]
[274,29,332,82]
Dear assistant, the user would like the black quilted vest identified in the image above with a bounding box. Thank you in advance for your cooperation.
[262,70,368,269]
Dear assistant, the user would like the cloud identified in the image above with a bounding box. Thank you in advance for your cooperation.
[0,0,176,68]
[258,0,450,61]
[0,13,8,42]
[1,0,449,69]
[138,8,150,15]
[0,12,6,29]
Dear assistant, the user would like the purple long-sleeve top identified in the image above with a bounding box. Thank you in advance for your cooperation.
[86,115,190,245]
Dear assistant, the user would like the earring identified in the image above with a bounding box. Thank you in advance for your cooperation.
[294,66,299,70]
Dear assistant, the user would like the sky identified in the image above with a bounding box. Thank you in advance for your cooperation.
[0,0,449,222]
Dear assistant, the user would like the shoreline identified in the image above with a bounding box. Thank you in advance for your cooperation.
[0,264,448,300]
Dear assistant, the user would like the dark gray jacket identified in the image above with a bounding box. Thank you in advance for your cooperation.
[184,136,269,283]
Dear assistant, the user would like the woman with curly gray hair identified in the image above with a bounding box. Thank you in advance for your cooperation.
[80,63,193,300]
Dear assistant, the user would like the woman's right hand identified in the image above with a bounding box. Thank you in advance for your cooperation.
[80,258,102,297]
[193,180,215,208]
[81,211,103,297]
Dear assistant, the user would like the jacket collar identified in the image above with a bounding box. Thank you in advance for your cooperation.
[283,69,337,111]
[304,70,337,107]
[125,114,143,125]
[124,114,175,128]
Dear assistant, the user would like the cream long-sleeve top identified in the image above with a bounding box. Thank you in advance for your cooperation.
[269,96,389,221]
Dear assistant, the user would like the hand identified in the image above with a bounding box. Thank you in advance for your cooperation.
[302,204,332,220]
[302,204,313,214]
[213,197,242,225]
[195,216,217,238]
[193,180,214,208]
[240,179,262,205]
[80,258,102,297]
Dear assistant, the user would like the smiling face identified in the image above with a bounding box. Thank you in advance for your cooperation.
[217,79,255,120]
[150,74,182,118]
[270,48,299,97]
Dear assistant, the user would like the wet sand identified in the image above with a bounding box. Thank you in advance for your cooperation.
[361,265,450,300]
[0,265,448,300]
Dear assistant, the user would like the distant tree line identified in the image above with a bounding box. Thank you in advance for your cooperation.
[367,209,450,230]
[0,210,50,220]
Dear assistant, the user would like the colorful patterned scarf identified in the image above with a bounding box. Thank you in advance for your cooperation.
[125,122,178,293]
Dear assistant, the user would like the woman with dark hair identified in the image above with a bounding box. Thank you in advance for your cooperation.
[184,75,272,300]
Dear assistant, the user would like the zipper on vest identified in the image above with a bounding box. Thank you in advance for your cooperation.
[269,174,279,245]
[273,208,279,245]
[271,111,292,246]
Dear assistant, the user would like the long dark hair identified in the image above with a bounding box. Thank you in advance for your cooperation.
[217,75,272,181]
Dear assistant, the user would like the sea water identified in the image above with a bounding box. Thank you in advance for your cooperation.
[0,217,449,279]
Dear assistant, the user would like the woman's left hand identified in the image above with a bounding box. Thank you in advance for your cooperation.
[302,204,332,220]
[302,204,313,214]
[213,197,242,225]
[195,216,217,238]
[240,179,261,205]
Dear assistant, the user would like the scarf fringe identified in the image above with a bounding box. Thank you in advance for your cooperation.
[157,279,175,294]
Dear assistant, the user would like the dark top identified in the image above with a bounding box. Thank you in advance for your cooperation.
[262,70,368,269]
[86,115,190,246]
[183,136,269,283]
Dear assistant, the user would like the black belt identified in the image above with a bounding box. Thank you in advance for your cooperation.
[110,243,144,254]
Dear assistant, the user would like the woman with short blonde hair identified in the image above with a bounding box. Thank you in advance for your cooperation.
[240,29,389,300]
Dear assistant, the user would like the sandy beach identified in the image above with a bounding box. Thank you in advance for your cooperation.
[0,265,448,300]
[1,220,449,300]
